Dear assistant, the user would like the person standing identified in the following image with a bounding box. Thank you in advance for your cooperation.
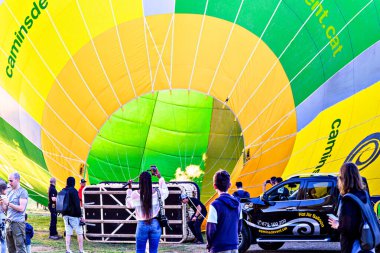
[0,180,7,253]
[328,162,373,253]
[207,170,241,253]
[1,172,28,253]
[78,179,86,207]
[180,193,207,244]
[48,177,61,239]
[232,182,250,201]
[24,214,34,253]
[126,168,169,253]
[62,177,85,253]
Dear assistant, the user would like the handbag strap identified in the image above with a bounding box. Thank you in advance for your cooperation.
[156,187,173,231]
[155,187,165,216]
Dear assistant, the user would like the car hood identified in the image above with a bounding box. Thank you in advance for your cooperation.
[248,197,266,206]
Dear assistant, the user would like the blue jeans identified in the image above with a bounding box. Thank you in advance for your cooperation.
[136,219,161,253]
[26,244,31,253]
[0,237,6,253]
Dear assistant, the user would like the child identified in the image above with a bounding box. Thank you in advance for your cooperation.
[25,213,34,253]
[207,170,242,253]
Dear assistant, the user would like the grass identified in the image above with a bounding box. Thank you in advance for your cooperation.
[27,201,205,253]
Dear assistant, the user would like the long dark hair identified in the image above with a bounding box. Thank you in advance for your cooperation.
[139,171,152,219]
[338,162,364,195]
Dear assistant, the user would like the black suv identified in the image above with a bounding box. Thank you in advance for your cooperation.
[238,175,376,252]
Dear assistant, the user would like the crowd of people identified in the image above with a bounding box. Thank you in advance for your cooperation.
[0,169,245,253]
[0,171,85,253]
[0,162,376,253]
[121,163,377,253]
[48,176,86,253]
[125,167,243,253]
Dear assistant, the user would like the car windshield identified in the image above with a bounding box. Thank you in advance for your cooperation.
[266,181,301,201]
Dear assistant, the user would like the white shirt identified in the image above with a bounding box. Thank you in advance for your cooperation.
[126,177,169,220]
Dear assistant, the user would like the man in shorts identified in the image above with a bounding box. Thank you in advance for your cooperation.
[62,177,85,253]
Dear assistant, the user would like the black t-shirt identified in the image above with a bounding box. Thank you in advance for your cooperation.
[339,189,366,253]
[189,197,207,217]
[48,184,57,207]
[62,187,82,217]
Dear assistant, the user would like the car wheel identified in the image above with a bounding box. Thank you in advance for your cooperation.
[238,224,251,253]
[257,242,284,250]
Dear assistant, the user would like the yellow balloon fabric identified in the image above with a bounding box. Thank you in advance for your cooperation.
[0,0,379,204]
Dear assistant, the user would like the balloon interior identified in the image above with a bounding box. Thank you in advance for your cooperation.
[0,0,379,213]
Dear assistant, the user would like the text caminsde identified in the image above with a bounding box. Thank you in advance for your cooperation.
[5,0,48,78]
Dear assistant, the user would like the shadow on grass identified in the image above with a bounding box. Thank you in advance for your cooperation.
[28,211,208,253]
[28,210,343,253]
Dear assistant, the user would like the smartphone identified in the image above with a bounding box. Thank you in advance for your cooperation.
[150,165,157,175]
[327,214,338,220]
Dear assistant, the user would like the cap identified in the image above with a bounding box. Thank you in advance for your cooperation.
[180,193,188,200]
[80,179,87,183]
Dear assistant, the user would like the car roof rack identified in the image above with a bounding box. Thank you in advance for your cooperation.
[287,173,338,180]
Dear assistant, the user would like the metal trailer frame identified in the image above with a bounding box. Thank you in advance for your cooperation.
[82,181,199,243]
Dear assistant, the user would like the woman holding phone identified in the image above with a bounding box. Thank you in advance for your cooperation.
[126,166,169,253]
[328,162,372,253]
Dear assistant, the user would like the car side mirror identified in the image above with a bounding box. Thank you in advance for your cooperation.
[260,193,274,206]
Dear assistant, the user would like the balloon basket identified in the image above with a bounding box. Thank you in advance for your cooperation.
[82,181,199,243]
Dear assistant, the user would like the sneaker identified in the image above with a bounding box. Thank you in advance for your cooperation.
[195,240,205,244]
[49,235,60,240]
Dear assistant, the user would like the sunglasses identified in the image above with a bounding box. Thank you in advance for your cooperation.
[8,180,13,182]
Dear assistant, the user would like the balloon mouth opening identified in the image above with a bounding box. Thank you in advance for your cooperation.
[85,89,244,194]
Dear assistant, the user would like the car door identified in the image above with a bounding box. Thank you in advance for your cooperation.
[297,179,336,239]
[253,180,303,239]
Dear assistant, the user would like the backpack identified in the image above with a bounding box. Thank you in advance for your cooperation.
[344,192,380,251]
[56,188,70,214]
